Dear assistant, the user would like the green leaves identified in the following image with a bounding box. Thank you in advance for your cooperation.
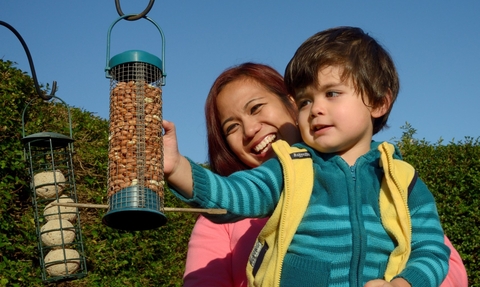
[0,59,196,286]
[397,123,480,285]
[1,59,479,286]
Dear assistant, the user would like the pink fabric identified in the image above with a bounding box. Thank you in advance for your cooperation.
[440,235,468,287]
[183,216,468,286]
[183,215,268,287]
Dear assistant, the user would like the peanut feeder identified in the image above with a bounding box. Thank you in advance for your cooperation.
[103,15,167,230]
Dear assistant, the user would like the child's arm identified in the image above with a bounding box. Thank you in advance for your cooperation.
[162,120,283,217]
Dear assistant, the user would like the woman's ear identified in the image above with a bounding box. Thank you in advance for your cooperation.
[371,90,392,118]
[287,94,299,113]
[288,94,296,106]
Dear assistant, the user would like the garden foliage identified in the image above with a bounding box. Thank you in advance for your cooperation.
[0,60,479,286]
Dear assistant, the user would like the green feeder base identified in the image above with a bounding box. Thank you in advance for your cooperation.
[102,186,167,230]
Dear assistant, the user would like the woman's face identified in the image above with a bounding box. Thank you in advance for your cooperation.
[216,78,300,168]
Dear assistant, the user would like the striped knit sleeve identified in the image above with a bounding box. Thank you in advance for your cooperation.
[395,177,450,287]
[168,157,284,221]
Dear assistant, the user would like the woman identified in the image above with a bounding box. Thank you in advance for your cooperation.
[182,62,468,287]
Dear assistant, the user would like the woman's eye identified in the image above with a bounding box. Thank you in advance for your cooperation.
[225,123,239,135]
[250,103,263,114]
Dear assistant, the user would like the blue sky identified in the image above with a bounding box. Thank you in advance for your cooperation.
[2,1,479,164]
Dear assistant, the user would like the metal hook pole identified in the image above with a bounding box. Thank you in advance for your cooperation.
[0,21,57,101]
[115,0,155,21]
[50,202,228,214]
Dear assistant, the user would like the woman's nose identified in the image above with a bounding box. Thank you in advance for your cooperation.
[243,118,261,139]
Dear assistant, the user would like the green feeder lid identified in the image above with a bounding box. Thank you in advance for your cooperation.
[109,50,163,71]
[21,132,74,148]
[108,50,164,83]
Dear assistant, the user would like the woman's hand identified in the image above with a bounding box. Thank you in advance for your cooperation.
[162,120,194,198]
[364,278,411,287]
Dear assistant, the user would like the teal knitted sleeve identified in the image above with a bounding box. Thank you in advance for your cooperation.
[169,157,284,221]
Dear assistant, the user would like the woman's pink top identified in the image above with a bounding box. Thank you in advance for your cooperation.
[183,216,268,287]
[442,236,469,287]
[183,215,468,287]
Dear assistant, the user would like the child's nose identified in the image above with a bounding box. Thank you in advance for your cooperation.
[310,100,325,117]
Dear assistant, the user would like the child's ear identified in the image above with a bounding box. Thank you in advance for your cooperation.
[371,90,392,118]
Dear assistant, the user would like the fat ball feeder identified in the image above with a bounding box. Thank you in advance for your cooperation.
[1,20,87,283]
[22,97,88,283]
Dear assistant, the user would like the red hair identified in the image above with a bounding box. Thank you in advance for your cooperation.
[205,62,296,176]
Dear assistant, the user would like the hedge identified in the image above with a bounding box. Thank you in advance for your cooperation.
[0,60,478,286]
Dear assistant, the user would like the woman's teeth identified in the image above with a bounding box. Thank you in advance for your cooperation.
[254,134,276,153]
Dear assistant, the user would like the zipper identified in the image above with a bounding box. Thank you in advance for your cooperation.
[276,147,291,287]
[348,162,362,287]
[381,144,412,235]
[345,161,365,286]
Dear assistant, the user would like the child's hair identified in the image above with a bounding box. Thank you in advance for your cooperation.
[284,26,399,134]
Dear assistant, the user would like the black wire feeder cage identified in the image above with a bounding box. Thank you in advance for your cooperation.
[22,96,88,283]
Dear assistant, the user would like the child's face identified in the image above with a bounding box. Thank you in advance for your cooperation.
[216,78,300,168]
[296,65,385,165]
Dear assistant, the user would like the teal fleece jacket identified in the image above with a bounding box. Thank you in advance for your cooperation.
[171,141,449,287]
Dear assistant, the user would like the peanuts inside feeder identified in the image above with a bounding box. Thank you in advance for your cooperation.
[103,35,167,230]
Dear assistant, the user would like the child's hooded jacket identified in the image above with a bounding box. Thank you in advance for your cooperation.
[172,141,450,287]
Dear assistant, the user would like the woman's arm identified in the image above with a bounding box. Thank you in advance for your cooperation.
[440,235,468,287]
[396,178,450,287]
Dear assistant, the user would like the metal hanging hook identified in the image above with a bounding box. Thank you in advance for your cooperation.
[115,0,155,21]
[105,14,166,85]
[0,21,57,101]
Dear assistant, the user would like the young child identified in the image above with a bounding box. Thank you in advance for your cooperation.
[163,26,450,287]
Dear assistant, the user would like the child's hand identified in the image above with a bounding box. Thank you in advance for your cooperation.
[364,278,411,287]
[162,119,181,175]
[162,119,194,198]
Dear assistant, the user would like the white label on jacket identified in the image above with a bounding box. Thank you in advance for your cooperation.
[249,240,268,276]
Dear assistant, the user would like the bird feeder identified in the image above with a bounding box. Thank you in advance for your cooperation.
[21,96,87,283]
[103,14,167,230]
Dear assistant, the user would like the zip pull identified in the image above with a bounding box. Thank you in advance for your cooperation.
[350,164,356,181]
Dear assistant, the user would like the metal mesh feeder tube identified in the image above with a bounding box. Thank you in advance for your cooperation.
[103,49,167,230]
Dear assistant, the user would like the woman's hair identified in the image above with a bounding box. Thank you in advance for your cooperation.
[285,26,399,135]
[205,62,296,176]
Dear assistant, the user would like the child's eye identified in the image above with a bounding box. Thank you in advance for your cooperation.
[297,99,311,109]
[326,91,340,98]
